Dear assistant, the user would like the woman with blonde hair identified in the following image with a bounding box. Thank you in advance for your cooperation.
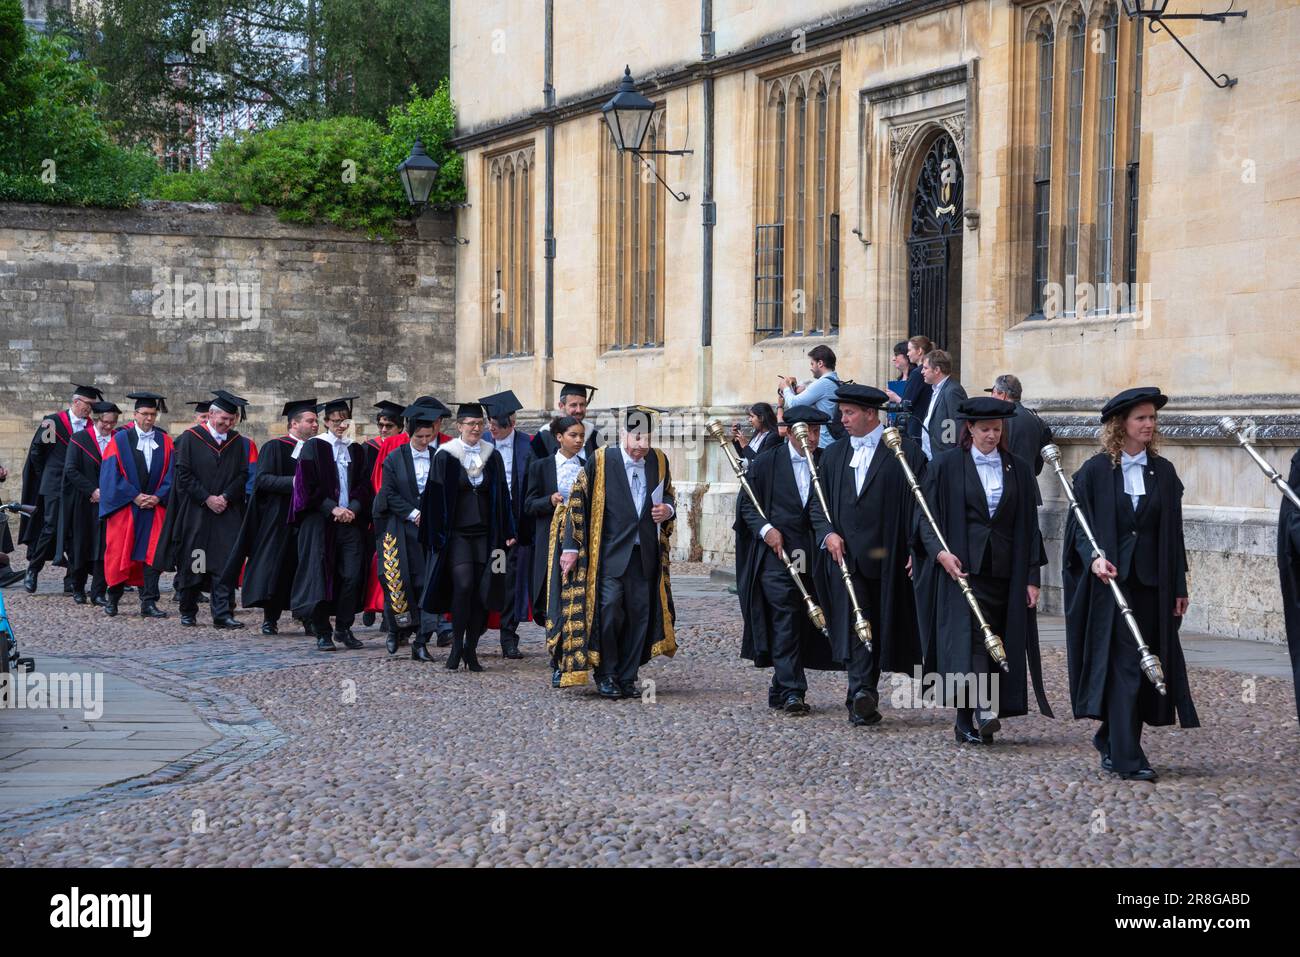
[1062,387,1199,782]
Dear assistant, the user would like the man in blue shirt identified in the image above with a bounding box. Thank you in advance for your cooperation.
[779,345,841,447]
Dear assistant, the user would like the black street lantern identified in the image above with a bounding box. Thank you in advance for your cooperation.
[1119,0,1171,16]
[397,139,440,209]
[601,66,656,153]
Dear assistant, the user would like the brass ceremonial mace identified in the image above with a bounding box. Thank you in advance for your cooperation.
[789,422,874,653]
[705,420,829,638]
[1040,443,1167,695]
[1218,417,1300,509]
[881,427,1010,674]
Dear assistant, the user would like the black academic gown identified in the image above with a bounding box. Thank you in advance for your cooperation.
[419,443,514,616]
[914,447,1052,718]
[524,453,562,616]
[19,409,77,560]
[222,435,299,609]
[1276,450,1300,724]
[372,442,430,630]
[151,426,254,588]
[1005,403,1053,505]
[61,428,110,573]
[288,435,370,619]
[808,433,927,672]
[735,442,839,672]
[1062,453,1199,728]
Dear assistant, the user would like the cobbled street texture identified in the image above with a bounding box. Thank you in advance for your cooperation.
[3,573,1298,867]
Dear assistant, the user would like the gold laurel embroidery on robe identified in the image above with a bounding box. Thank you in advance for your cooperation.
[382,531,408,616]
[649,446,678,659]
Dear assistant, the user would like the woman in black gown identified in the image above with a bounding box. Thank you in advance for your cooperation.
[915,397,1052,745]
[523,416,587,687]
[1063,387,1199,782]
[420,402,515,672]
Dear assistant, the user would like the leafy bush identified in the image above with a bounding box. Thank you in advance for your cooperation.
[0,0,160,207]
[152,80,465,237]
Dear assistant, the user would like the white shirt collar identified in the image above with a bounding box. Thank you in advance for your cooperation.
[555,449,582,466]
[850,424,884,448]
[788,441,808,463]
[206,421,228,442]
[411,444,431,459]
[620,446,647,469]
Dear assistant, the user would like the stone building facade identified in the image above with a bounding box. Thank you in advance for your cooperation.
[0,202,456,477]
[458,0,1293,641]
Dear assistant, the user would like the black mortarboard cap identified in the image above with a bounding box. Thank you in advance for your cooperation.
[954,397,1017,421]
[623,405,664,433]
[1100,386,1167,423]
[782,405,830,425]
[373,401,405,424]
[188,400,212,413]
[833,384,889,410]
[281,399,319,420]
[553,380,597,402]
[454,401,486,420]
[320,396,359,419]
[72,383,104,401]
[210,390,250,421]
[480,390,523,426]
[127,391,168,414]
[401,401,447,426]
[91,401,121,416]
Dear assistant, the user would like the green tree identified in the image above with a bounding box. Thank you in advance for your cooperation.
[0,1,159,206]
[320,0,450,122]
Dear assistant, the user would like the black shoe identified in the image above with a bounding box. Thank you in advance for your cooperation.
[180,614,197,626]
[619,680,639,699]
[172,590,181,602]
[316,633,337,651]
[196,592,209,604]
[850,710,884,727]
[72,590,87,604]
[63,580,75,594]
[140,601,168,619]
[336,629,363,650]
[501,636,524,659]
[104,600,119,617]
[597,677,622,699]
[261,621,278,636]
[850,689,881,723]
[445,637,463,670]
[463,642,483,672]
[551,668,562,689]
[23,569,37,593]
[783,695,811,716]
[1100,753,1113,772]
[977,717,1001,743]
[213,615,245,630]
[1116,766,1158,782]
[387,632,400,655]
[411,640,435,662]
[955,726,984,744]
[91,593,108,608]
[362,611,376,628]
[435,632,452,648]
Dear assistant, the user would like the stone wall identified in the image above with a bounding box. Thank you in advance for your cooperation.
[0,202,456,475]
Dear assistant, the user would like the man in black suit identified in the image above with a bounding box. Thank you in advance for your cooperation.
[919,349,967,461]
[809,384,927,727]
[558,406,677,699]
[482,390,533,659]
[987,374,1054,503]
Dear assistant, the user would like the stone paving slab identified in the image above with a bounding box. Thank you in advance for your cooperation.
[1,576,1297,865]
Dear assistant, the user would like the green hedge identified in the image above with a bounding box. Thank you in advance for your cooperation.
[151,81,465,238]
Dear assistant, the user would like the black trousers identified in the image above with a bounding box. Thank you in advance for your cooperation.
[844,574,885,709]
[449,531,489,648]
[956,570,1009,732]
[597,546,653,686]
[26,496,64,573]
[310,522,363,634]
[180,573,234,620]
[108,566,162,605]
[498,543,521,642]
[758,551,808,703]
[1094,578,1159,773]
[71,527,108,599]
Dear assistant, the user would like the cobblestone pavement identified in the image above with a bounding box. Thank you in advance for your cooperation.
[2,574,1298,867]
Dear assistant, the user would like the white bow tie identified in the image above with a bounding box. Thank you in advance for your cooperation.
[849,434,875,468]
[628,460,646,470]
[972,450,1001,468]
[850,435,873,449]
[137,431,156,447]
[1121,451,1148,469]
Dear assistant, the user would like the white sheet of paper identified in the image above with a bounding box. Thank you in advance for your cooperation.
[650,479,665,524]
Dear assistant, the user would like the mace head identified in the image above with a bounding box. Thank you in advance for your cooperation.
[1217,416,1240,437]
[704,419,726,441]
[881,427,902,451]
[1041,442,1061,464]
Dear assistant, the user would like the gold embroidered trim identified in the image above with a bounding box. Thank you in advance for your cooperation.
[381,531,408,615]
